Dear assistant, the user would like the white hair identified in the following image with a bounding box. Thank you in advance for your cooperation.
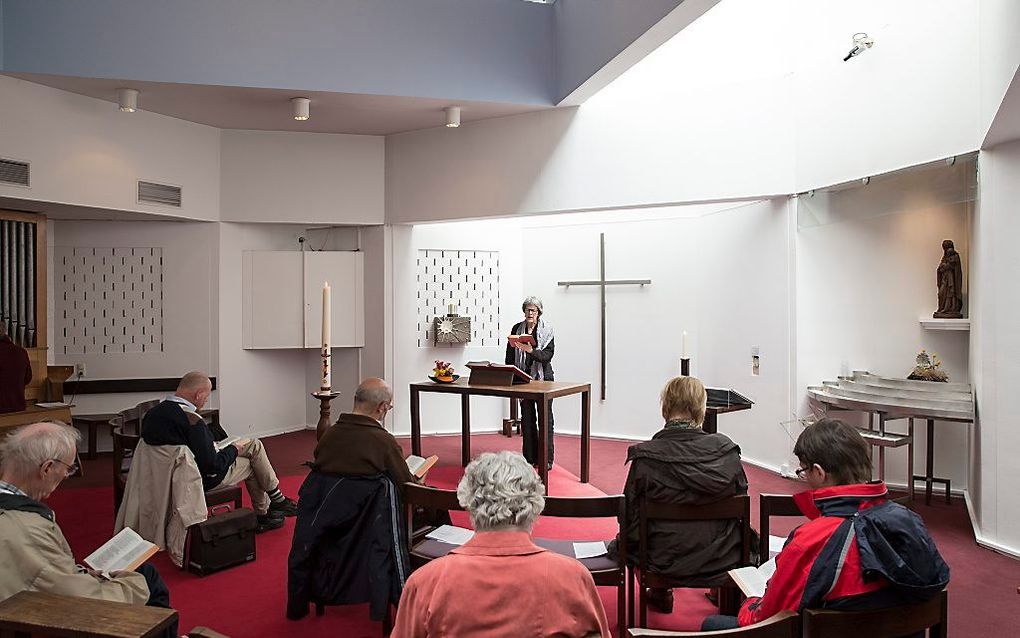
[0,422,80,478]
[457,451,545,531]
[521,296,544,315]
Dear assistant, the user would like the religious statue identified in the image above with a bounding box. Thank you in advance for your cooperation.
[933,239,963,319]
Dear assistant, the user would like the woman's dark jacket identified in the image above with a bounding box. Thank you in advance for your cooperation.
[608,427,749,581]
[504,320,554,381]
[287,472,410,621]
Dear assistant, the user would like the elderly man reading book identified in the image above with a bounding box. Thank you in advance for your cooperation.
[0,422,177,638]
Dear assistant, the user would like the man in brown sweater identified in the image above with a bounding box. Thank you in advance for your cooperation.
[0,322,32,414]
[313,377,417,487]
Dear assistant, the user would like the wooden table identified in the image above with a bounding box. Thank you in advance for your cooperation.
[410,379,591,491]
[0,590,177,638]
[0,404,74,433]
[72,409,220,460]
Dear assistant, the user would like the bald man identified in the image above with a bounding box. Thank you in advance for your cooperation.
[313,377,417,487]
[141,371,296,533]
[0,422,176,638]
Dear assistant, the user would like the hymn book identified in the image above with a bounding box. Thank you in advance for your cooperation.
[214,436,240,452]
[84,527,159,576]
[728,557,777,599]
[406,454,439,479]
[507,334,536,347]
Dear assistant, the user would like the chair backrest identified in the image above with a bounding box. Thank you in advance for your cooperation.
[801,589,947,638]
[404,483,464,541]
[543,494,627,567]
[111,419,141,511]
[639,493,752,571]
[759,493,803,563]
[135,399,162,419]
[627,610,799,637]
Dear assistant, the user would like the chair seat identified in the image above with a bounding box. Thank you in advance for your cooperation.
[205,484,243,508]
[641,568,733,590]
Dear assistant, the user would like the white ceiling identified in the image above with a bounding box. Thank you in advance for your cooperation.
[2,72,555,136]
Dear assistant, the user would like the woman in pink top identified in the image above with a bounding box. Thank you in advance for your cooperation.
[392,451,611,638]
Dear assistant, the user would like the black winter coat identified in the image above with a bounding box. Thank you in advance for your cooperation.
[286,473,410,621]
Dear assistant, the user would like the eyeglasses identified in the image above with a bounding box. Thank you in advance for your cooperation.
[48,458,79,476]
[795,466,810,479]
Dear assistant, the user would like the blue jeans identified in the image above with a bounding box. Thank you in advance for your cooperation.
[701,615,740,631]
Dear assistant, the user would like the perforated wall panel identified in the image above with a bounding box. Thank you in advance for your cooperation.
[54,247,164,354]
[416,249,500,348]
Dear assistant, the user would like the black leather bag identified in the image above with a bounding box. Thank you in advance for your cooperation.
[187,506,256,576]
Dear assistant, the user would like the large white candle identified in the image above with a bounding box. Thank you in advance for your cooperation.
[321,282,331,391]
[682,330,688,358]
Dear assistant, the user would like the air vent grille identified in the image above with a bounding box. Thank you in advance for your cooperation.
[137,181,182,207]
[0,158,30,187]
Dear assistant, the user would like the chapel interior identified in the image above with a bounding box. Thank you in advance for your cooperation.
[1,1,1019,637]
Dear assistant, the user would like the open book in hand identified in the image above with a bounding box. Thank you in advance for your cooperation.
[728,556,777,599]
[84,527,159,577]
[406,454,439,479]
[214,436,240,452]
[507,334,536,347]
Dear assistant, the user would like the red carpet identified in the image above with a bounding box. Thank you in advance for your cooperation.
[52,431,1020,637]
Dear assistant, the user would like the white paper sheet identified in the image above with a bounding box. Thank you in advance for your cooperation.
[573,541,608,559]
[768,534,786,558]
[425,525,475,545]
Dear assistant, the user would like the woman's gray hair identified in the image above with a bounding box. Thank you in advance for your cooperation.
[521,296,543,315]
[0,421,80,478]
[457,451,545,531]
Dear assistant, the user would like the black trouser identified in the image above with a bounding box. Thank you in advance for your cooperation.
[137,563,179,638]
[520,399,554,465]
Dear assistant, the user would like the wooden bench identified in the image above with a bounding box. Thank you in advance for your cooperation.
[0,590,177,638]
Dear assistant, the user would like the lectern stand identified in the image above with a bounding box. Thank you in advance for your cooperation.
[466,363,532,386]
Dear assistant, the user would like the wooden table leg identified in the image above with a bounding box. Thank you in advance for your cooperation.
[538,398,549,494]
[703,411,718,435]
[461,394,471,467]
[581,389,591,483]
[908,418,915,502]
[410,387,422,457]
[87,421,98,460]
[925,418,935,506]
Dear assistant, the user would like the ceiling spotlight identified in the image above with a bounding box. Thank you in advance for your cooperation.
[843,33,874,62]
[292,97,310,121]
[946,156,957,166]
[117,88,138,112]
[861,176,871,185]
[445,106,461,128]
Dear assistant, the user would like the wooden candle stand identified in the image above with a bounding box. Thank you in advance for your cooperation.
[312,391,340,441]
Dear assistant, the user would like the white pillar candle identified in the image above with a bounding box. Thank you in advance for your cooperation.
[682,330,688,358]
[321,282,331,391]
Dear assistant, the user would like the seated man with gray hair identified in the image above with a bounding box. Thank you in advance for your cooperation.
[0,422,177,637]
[391,451,610,638]
[141,371,296,533]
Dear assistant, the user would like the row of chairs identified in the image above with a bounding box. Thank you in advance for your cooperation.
[627,589,948,637]
[404,485,948,636]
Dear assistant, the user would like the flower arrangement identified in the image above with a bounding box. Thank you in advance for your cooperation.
[432,360,455,381]
[908,349,949,382]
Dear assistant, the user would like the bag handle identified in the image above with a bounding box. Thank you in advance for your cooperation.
[209,504,232,516]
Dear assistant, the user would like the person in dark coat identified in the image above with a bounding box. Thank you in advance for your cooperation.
[0,322,32,414]
[608,375,749,613]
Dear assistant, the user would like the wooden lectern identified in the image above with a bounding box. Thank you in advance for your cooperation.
[466,362,532,386]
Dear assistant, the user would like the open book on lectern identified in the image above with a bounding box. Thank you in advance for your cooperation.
[465,361,533,385]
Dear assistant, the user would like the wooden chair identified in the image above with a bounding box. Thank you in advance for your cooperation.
[111,419,138,512]
[627,610,799,637]
[0,590,178,638]
[633,494,753,628]
[758,494,802,564]
[541,494,627,634]
[801,589,947,637]
[404,483,465,567]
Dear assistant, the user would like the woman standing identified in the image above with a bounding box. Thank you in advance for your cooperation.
[505,296,555,469]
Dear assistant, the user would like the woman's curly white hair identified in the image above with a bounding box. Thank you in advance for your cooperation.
[457,451,545,531]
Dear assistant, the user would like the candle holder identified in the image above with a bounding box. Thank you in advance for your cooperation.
[311,390,341,441]
[680,357,691,377]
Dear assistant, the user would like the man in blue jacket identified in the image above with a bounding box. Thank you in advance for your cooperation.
[141,371,296,532]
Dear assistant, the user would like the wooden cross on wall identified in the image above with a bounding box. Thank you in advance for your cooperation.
[557,233,651,400]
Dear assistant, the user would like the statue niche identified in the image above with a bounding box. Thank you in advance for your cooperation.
[933,239,964,319]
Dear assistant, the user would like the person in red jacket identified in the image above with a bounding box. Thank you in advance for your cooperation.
[0,322,32,414]
[702,418,949,631]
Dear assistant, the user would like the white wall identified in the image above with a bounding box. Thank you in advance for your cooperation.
[220,130,384,225]
[386,0,998,225]
[970,141,1020,556]
[389,220,524,437]
[795,165,973,491]
[0,75,221,221]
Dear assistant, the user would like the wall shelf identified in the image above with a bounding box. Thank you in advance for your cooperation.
[920,318,970,331]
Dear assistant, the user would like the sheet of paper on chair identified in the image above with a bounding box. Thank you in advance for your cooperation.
[426,525,475,545]
[573,541,608,559]
[768,534,787,559]
[35,402,71,408]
